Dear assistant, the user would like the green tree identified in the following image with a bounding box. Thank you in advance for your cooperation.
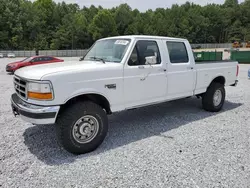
[114,4,133,35]
[1,0,250,50]
[51,12,88,49]
[224,0,238,7]
[89,9,118,41]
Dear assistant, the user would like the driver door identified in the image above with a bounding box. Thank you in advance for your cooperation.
[30,57,39,65]
[31,57,44,65]
[123,39,167,108]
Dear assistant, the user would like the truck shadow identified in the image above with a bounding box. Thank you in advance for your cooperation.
[23,97,242,165]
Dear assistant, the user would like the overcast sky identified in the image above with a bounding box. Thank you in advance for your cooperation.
[32,0,244,11]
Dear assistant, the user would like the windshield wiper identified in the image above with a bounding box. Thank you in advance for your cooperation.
[89,56,106,64]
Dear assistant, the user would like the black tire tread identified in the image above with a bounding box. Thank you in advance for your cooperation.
[56,101,108,154]
[202,82,225,112]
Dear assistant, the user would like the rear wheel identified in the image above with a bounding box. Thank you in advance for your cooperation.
[202,82,225,112]
[56,101,108,154]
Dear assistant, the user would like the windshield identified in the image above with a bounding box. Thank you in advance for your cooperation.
[84,39,131,63]
[21,57,33,62]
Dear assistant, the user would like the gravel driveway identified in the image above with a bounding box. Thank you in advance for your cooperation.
[0,58,249,188]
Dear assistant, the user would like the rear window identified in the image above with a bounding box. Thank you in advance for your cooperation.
[166,41,189,63]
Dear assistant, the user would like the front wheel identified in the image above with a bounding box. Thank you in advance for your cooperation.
[202,83,225,112]
[56,101,108,154]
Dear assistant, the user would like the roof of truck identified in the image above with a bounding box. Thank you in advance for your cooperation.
[99,35,187,42]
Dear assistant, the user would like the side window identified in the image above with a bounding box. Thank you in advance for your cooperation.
[128,40,161,66]
[43,57,51,61]
[32,58,38,62]
[128,46,139,66]
[166,42,189,63]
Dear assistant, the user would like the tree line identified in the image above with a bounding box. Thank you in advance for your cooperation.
[0,0,249,50]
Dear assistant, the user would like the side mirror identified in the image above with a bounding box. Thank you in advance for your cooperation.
[145,56,157,65]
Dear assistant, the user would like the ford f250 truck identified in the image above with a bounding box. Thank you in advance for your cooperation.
[11,35,239,154]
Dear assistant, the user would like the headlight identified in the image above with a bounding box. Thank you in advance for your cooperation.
[27,82,53,100]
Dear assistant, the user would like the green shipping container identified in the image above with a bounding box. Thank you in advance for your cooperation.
[231,51,250,63]
[193,51,223,61]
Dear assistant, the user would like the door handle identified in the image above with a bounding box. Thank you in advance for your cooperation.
[187,66,194,70]
[158,68,166,72]
[138,65,144,69]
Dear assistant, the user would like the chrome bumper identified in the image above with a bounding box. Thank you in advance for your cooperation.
[11,93,60,125]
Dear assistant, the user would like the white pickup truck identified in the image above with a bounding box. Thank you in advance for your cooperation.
[11,35,239,154]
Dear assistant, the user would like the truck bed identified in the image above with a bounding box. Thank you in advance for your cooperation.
[194,60,238,95]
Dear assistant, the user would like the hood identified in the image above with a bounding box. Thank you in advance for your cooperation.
[14,60,120,80]
[7,61,23,66]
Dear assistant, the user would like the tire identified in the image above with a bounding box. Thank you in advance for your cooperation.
[56,101,108,154]
[202,82,225,112]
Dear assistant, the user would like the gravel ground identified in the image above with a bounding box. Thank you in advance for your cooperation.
[0,58,249,188]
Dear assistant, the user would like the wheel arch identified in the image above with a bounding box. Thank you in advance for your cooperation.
[208,76,226,88]
[58,93,112,118]
[211,76,225,85]
[197,75,226,98]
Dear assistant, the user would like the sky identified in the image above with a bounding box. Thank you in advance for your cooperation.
[32,0,245,12]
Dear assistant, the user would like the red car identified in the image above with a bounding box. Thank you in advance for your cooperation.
[6,56,64,73]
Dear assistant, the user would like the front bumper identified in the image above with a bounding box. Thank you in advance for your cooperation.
[11,93,60,125]
[6,65,14,72]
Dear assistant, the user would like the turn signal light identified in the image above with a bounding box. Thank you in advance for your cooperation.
[28,92,53,100]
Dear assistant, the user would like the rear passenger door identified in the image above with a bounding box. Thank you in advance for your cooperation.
[165,41,195,98]
[40,56,50,64]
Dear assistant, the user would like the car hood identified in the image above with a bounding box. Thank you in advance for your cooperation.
[7,61,23,66]
[14,60,120,80]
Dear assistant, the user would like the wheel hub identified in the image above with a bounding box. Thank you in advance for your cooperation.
[213,89,222,106]
[72,115,99,144]
[78,123,92,135]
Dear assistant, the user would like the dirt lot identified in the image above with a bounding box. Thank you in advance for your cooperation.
[0,58,249,188]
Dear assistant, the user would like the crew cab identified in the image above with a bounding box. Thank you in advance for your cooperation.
[6,56,64,73]
[10,35,239,154]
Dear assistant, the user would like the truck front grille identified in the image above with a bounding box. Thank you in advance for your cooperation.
[14,76,27,99]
